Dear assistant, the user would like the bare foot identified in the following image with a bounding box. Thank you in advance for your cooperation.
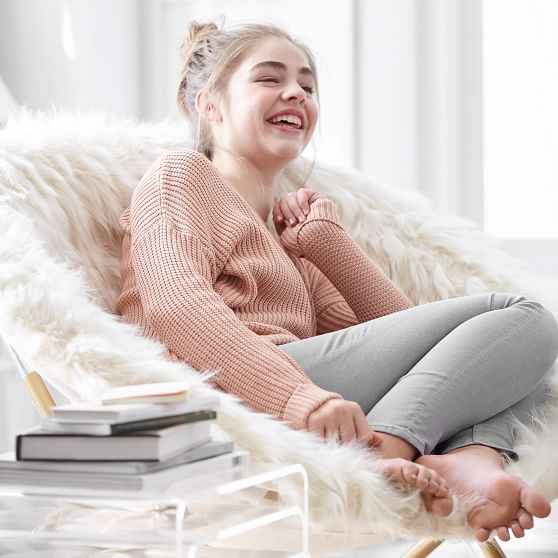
[371,457,454,517]
[417,445,551,541]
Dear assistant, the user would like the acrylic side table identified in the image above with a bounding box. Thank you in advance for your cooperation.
[0,461,309,558]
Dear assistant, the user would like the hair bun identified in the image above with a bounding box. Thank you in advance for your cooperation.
[188,21,219,44]
[180,21,219,63]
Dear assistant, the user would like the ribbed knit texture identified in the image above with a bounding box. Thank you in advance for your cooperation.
[117,149,414,429]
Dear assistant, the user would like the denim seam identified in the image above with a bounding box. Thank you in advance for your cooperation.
[403,302,540,434]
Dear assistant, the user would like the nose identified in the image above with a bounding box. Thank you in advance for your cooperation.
[282,81,306,104]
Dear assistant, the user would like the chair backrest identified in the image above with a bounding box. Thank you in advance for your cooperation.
[0,111,193,313]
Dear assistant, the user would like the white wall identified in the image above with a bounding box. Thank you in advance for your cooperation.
[0,0,141,119]
[357,0,418,191]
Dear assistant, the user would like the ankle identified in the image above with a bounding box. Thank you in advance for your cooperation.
[446,444,504,466]
[374,431,419,461]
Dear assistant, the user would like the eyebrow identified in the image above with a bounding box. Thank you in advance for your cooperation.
[249,60,314,79]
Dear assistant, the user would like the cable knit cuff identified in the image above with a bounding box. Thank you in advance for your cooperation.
[279,198,344,257]
[283,383,343,430]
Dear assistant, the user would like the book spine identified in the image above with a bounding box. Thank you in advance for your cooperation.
[15,434,23,460]
[110,410,217,434]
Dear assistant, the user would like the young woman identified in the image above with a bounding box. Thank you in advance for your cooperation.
[117,21,558,542]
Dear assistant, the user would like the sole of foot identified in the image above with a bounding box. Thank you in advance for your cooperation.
[417,448,551,541]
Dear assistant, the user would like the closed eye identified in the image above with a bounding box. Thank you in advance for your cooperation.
[257,78,314,95]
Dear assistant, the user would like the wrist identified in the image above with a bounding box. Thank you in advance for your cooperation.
[283,383,342,429]
[279,198,344,257]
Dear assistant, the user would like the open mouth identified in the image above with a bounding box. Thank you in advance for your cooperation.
[267,114,303,130]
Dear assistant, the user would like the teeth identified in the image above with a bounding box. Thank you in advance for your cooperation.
[268,114,302,128]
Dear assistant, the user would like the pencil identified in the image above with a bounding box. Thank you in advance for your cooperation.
[6,343,55,418]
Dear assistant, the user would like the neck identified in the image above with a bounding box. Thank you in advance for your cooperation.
[211,148,282,223]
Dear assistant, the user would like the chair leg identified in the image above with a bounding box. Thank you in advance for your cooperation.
[478,540,507,557]
[401,538,444,558]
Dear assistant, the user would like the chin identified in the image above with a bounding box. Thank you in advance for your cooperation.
[270,143,305,163]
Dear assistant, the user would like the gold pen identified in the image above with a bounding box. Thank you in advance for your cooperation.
[6,343,55,418]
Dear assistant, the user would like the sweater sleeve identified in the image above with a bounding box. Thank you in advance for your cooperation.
[130,213,341,431]
[280,198,414,322]
[302,259,359,334]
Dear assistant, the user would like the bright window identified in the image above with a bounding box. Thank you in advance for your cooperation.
[483,0,558,238]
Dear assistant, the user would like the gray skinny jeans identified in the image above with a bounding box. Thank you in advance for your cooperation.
[278,293,558,457]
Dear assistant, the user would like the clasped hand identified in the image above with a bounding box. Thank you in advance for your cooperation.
[308,399,381,447]
[272,188,326,236]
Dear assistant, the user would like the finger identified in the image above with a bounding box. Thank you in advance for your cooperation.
[272,202,282,221]
[281,196,299,226]
[297,189,311,215]
[339,420,357,444]
[353,408,374,442]
[306,416,325,439]
[324,424,338,443]
[272,211,286,235]
[307,190,325,204]
[287,193,306,224]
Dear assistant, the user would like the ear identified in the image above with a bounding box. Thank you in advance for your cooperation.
[194,89,222,123]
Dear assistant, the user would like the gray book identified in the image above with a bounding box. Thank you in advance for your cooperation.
[0,439,234,474]
[16,420,212,461]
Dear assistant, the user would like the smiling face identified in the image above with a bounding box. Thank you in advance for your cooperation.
[210,36,319,168]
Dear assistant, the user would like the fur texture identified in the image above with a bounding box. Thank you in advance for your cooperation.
[1,108,557,540]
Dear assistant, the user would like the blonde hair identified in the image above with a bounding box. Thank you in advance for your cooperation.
[176,20,320,161]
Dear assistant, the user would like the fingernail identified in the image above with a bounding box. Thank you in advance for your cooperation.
[297,214,305,222]
[289,218,296,226]
[304,208,310,215]
[276,215,283,222]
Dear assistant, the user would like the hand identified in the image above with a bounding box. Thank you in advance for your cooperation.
[307,399,381,447]
[272,188,327,236]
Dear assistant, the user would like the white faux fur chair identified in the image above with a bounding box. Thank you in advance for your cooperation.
[1,109,558,557]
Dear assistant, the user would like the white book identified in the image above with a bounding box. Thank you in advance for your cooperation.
[40,409,216,436]
[0,450,250,492]
[101,380,191,405]
[16,420,211,462]
[51,395,219,423]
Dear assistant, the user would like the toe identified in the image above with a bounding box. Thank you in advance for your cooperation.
[433,477,449,497]
[430,496,454,518]
[415,465,432,490]
[496,526,510,541]
[401,463,419,486]
[421,490,434,512]
[476,528,491,542]
[520,487,551,518]
[509,520,525,538]
[518,507,534,530]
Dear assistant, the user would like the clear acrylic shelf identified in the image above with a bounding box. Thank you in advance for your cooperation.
[0,461,309,557]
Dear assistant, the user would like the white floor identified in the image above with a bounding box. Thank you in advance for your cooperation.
[202,500,558,557]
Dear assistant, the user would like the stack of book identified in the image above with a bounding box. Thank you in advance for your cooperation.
[0,381,249,492]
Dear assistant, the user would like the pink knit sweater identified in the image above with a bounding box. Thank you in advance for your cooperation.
[117,149,414,429]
